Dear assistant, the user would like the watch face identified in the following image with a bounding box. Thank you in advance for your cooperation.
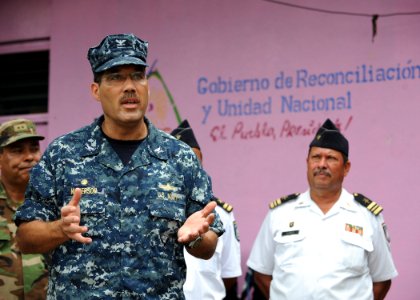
[187,235,203,249]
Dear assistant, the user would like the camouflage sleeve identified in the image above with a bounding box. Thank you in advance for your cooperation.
[184,154,224,237]
[14,144,61,226]
[209,208,224,237]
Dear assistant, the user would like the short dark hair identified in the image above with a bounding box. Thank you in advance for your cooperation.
[93,72,101,83]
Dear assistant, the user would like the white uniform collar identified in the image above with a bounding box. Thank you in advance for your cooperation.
[337,188,358,212]
[295,188,357,214]
[295,191,312,208]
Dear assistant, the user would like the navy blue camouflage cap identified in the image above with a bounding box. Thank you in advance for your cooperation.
[87,33,148,73]
[309,118,349,157]
[170,120,201,150]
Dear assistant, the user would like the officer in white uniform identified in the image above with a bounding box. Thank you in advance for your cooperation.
[247,119,397,300]
[184,203,241,300]
[171,120,242,300]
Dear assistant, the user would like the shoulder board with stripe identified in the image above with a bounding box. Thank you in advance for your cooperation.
[269,193,300,209]
[215,198,233,213]
[353,193,383,216]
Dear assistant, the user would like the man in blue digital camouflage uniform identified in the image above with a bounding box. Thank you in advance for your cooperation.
[14,33,224,299]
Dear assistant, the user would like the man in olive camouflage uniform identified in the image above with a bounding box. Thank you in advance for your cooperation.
[15,34,223,299]
[0,119,47,299]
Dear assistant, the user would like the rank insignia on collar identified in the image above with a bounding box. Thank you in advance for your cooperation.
[155,147,163,153]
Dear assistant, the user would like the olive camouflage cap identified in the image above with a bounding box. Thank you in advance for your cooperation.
[309,118,349,157]
[87,33,148,73]
[0,118,44,147]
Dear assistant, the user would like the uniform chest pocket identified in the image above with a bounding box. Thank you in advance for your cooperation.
[148,201,186,223]
[79,196,106,238]
[148,201,186,246]
[340,233,373,274]
[274,230,306,267]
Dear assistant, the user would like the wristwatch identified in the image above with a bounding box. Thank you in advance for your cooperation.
[186,235,203,249]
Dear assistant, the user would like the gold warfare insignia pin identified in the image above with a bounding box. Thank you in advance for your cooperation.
[158,183,177,191]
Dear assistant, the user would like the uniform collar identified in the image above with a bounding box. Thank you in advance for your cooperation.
[0,181,23,211]
[143,118,169,161]
[296,188,357,214]
[336,188,358,212]
[79,116,169,162]
[295,191,312,208]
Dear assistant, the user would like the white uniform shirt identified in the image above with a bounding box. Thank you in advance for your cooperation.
[247,189,397,300]
[184,205,242,300]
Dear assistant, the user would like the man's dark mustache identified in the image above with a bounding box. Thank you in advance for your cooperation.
[121,92,138,100]
[314,169,331,177]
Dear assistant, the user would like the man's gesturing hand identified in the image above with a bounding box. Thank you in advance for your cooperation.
[60,188,92,244]
[177,201,217,244]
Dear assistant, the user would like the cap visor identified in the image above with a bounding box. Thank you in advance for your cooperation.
[2,134,45,147]
[94,57,148,73]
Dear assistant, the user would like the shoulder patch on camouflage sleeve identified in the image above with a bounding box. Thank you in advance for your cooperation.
[215,198,233,213]
[269,193,300,209]
[353,193,383,216]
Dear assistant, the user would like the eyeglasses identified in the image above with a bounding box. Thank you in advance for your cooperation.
[103,71,146,85]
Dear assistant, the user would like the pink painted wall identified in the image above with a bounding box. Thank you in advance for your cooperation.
[3,1,420,298]
[0,0,51,53]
